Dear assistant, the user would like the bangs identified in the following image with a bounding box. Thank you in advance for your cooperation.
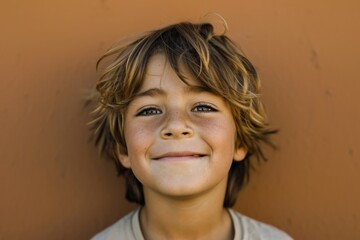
[113,22,256,106]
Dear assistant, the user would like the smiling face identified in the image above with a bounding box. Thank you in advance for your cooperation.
[117,53,246,199]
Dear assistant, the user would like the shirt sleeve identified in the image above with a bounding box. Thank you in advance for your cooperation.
[229,209,293,240]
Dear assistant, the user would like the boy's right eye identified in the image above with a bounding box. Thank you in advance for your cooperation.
[136,107,162,116]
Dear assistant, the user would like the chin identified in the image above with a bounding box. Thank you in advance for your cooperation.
[148,177,228,200]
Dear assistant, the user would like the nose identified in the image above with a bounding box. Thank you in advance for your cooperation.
[160,110,194,139]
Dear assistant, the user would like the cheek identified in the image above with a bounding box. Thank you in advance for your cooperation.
[124,118,161,153]
[195,116,236,141]
[195,115,237,161]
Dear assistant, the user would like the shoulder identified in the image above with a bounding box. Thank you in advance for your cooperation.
[228,209,293,240]
[90,208,143,240]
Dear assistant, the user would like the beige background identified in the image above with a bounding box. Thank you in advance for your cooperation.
[1,1,359,239]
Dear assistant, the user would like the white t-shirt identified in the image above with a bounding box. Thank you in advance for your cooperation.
[91,208,293,240]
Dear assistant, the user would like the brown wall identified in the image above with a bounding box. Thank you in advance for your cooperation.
[1,1,359,239]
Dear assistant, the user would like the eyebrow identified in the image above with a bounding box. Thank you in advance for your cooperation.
[132,85,210,100]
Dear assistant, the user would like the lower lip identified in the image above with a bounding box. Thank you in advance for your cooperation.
[155,156,205,162]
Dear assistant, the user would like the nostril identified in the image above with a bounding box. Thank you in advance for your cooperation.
[160,128,193,139]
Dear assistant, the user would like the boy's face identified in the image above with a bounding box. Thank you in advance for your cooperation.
[118,54,246,199]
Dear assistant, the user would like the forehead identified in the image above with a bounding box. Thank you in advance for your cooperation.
[145,53,167,76]
[141,53,200,90]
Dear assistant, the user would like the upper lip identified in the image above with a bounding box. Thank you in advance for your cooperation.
[153,152,206,160]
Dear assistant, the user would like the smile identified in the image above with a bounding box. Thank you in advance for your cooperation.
[153,152,207,161]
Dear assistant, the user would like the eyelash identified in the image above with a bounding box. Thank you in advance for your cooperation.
[192,103,218,113]
[136,107,162,116]
[135,103,217,116]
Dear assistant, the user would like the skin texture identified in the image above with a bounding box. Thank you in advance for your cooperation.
[118,54,246,239]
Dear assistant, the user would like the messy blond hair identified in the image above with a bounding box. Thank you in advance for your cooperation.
[90,21,276,207]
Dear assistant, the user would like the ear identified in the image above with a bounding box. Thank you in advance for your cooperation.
[116,144,131,168]
[233,147,247,162]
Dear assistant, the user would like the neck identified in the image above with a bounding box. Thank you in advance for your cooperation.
[139,179,234,240]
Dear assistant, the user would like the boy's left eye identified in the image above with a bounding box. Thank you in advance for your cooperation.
[192,104,218,112]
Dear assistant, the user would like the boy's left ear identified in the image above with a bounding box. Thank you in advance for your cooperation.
[233,147,247,161]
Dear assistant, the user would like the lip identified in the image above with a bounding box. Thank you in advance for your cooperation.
[153,152,206,161]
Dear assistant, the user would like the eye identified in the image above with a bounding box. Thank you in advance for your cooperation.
[192,103,218,113]
[136,107,162,116]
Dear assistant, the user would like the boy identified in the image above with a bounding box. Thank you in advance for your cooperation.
[90,21,292,239]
